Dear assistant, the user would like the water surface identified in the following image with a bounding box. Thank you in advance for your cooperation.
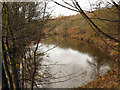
[33,36,113,88]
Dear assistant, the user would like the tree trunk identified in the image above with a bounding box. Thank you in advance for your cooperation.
[2,38,13,89]
[2,65,9,89]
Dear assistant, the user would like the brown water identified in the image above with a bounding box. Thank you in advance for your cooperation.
[32,36,113,88]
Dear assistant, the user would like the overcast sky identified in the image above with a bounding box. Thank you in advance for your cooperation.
[47,0,119,17]
[0,0,119,17]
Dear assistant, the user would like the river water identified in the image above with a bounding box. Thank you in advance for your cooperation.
[31,36,113,88]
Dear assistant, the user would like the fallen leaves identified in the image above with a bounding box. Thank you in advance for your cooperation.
[80,68,119,88]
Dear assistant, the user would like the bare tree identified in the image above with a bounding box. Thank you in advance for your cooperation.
[2,1,51,89]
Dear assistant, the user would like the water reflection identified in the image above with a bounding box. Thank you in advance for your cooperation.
[34,41,112,88]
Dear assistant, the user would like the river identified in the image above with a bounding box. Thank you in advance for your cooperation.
[31,36,113,88]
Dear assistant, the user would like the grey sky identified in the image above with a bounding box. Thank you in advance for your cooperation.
[0,0,119,17]
[47,0,119,17]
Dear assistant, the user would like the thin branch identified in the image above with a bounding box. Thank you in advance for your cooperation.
[51,0,79,12]
[85,14,119,51]
[73,0,120,43]
[43,43,60,54]
[62,0,76,9]
[37,72,85,84]
[91,17,120,22]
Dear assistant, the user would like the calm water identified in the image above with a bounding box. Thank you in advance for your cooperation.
[32,36,113,88]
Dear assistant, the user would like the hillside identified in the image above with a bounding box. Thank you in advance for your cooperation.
[44,6,118,41]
